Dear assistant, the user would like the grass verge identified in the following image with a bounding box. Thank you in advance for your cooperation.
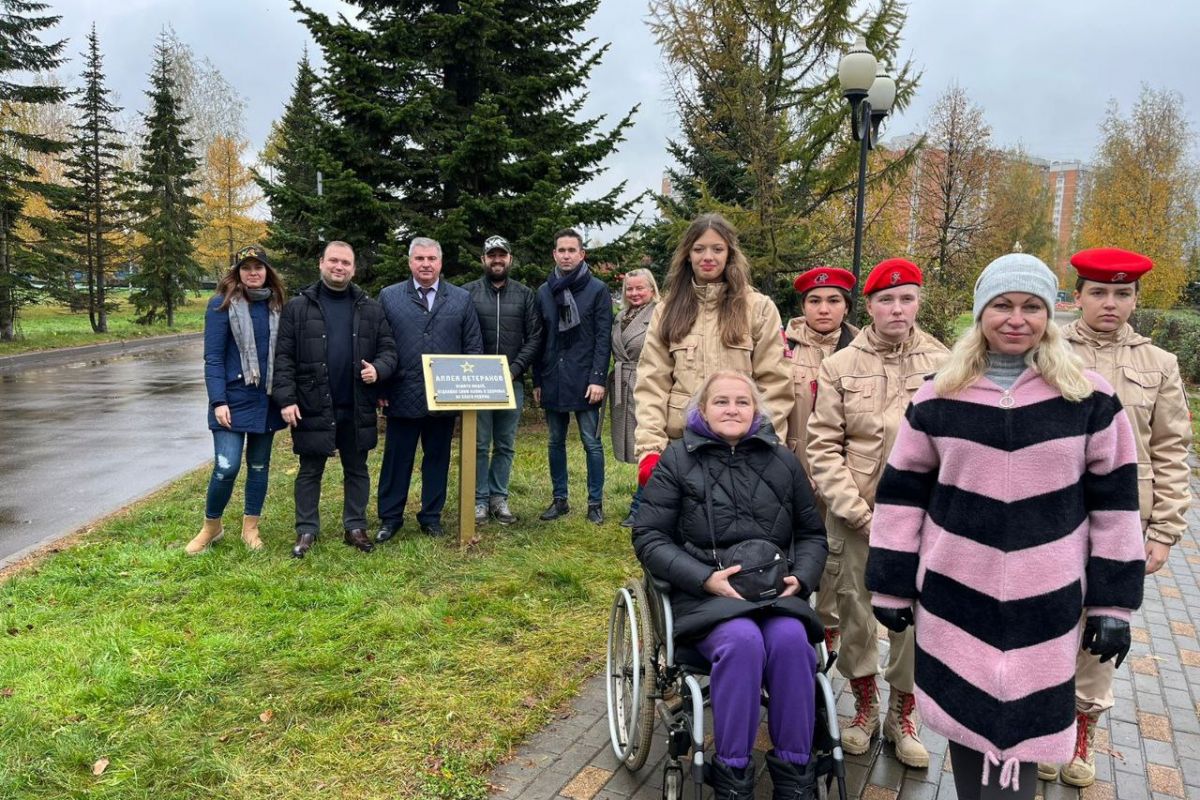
[0,291,207,357]
[0,424,639,799]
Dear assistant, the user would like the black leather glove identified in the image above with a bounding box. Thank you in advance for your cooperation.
[1081,615,1130,668]
[873,605,914,633]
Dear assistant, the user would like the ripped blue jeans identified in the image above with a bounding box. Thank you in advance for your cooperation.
[204,429,275,518]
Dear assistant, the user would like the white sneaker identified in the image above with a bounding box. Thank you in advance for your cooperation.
[474,503,489,525]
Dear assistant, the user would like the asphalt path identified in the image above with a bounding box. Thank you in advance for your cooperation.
[0,339,210,565]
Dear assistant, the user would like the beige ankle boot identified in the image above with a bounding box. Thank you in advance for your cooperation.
[241,515,263,550]
[1060,711,1099,787]
[842,675,880,755]
[883,689,929,768]
[186,517,224,555]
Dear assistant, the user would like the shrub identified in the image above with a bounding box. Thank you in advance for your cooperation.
[1130,309,1200,383]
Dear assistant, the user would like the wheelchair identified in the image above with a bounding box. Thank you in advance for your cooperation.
[606,572,848,800]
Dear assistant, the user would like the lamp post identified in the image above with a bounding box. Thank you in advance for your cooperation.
[838,35,896,299]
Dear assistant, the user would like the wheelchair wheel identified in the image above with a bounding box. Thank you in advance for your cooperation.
[606,577,656,769]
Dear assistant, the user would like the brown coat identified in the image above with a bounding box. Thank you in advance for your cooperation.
[806,325,949,532]
[784,318,859,474]
[634,284,792,460]
[1063,319,1193,546]
[609,300,656,464]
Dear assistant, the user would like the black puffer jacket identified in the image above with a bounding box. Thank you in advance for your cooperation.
[633,424,827,643]
[463,277,544,380]
[272,282,397,456]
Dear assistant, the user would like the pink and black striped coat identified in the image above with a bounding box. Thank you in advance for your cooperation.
[866,370,1144,767]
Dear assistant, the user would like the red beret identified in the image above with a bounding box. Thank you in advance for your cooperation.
[793,266,856,295]
[1069,247,1153,284]
[863,258,922,295]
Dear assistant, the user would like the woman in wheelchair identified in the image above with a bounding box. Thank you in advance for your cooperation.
[633,370,828,800]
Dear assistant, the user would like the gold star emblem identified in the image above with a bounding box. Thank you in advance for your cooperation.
[461,361,475,373]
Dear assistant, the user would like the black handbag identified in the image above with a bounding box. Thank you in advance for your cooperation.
[721,539,788,601]
[703,472,790,602]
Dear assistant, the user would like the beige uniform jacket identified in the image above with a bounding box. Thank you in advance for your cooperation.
[633,283,793,460]
[1063,319,1193,546]
[806,326,949,532]
[784,319,859,474]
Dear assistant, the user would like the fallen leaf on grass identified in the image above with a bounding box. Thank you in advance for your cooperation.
[520,695,537,708]
[259,710,274,723]
[6,628,17,636]
[0,687,13,698]
[425,755,444,772]
[92,758,109,776]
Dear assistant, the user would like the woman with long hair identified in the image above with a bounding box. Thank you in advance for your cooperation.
[609,268,660,526]
[866,253,1145,799]
[633,213,792,485]
[634,370,826,800]
[186,245,288,555]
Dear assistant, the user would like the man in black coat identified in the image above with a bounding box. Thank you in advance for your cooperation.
[376,237,484,540]
[463,235,544,526]
[533,228,613,524]
[273,241,397,558]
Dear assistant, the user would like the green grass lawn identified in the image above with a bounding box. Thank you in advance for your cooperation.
[0,291,208,357]
[0,423,639,799]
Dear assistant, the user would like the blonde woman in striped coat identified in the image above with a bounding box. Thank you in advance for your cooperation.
[866,254,1145,799]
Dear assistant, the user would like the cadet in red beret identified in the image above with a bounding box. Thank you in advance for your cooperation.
[784,265,859,655]
[862,257,923,296]
[1048,247,1191,788]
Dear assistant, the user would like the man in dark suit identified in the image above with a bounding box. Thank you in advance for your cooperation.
[376,237,483,539]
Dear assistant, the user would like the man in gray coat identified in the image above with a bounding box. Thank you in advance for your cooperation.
[463,235,544,525]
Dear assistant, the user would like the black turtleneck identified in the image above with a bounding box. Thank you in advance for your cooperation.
[318,281,354,409]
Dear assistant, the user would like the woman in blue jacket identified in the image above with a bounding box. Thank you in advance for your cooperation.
[186,246,287,554]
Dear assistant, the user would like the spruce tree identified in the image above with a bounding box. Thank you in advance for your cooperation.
[0,0,67,340]
[292,0,638,285]
[130,36,202,327]
[257,52,328,288]
[60,24,126,333]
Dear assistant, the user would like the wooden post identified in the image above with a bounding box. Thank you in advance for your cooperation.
[458,409,477,549]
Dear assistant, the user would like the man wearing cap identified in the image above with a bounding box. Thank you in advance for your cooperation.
[463,236,544,526]
[376,237,484,540]
[1038,248,1193,788]
[273,240,397,558]
[785,266,859,655]
[807,258,949,766]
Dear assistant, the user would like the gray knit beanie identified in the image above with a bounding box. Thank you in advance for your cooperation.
[972,253,1059,320]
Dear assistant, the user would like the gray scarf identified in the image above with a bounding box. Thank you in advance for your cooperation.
[227,288,279,393]
[548,261,592,332]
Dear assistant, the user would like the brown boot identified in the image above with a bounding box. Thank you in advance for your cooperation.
[1060,711,1099,787]
[241,515,263,551]
[841,676,880,755]
[883,689,929,768]
[185,517,224,555]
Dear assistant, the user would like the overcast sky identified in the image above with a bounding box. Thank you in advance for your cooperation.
[39,0,1200,234]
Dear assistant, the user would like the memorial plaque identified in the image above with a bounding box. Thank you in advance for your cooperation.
[422,355,516,410]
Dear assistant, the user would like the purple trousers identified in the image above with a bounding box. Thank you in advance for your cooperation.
[696,615,818,768]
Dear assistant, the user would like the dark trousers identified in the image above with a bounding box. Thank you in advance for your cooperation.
[947,742,1037,800]
[294,409,370,535]
[378,415,456,526]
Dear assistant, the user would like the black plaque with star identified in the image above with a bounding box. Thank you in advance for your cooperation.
[422,355,516,410]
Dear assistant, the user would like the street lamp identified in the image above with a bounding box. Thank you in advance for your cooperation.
[838,35,896,296]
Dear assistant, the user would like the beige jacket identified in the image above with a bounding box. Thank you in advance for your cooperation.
[784,318,859,474]
[634,283,793,459]
[806,325,949,532]
[1063,319,1193,546]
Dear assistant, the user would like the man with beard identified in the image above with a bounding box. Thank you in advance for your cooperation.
[463,235,544,525]
[533,228,613,524]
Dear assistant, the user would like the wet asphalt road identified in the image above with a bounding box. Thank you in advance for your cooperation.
[0,339,210,563]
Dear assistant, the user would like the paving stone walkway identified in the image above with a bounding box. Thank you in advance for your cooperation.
[489,472,1200,800]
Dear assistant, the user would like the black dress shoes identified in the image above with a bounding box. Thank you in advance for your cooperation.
[344,528,375,553]
[292,532,316,558]
[375,520,402,543]
[620,512,635,528]
[539,497,570,521]
[587,503,605,525]
[420,522,445,537]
